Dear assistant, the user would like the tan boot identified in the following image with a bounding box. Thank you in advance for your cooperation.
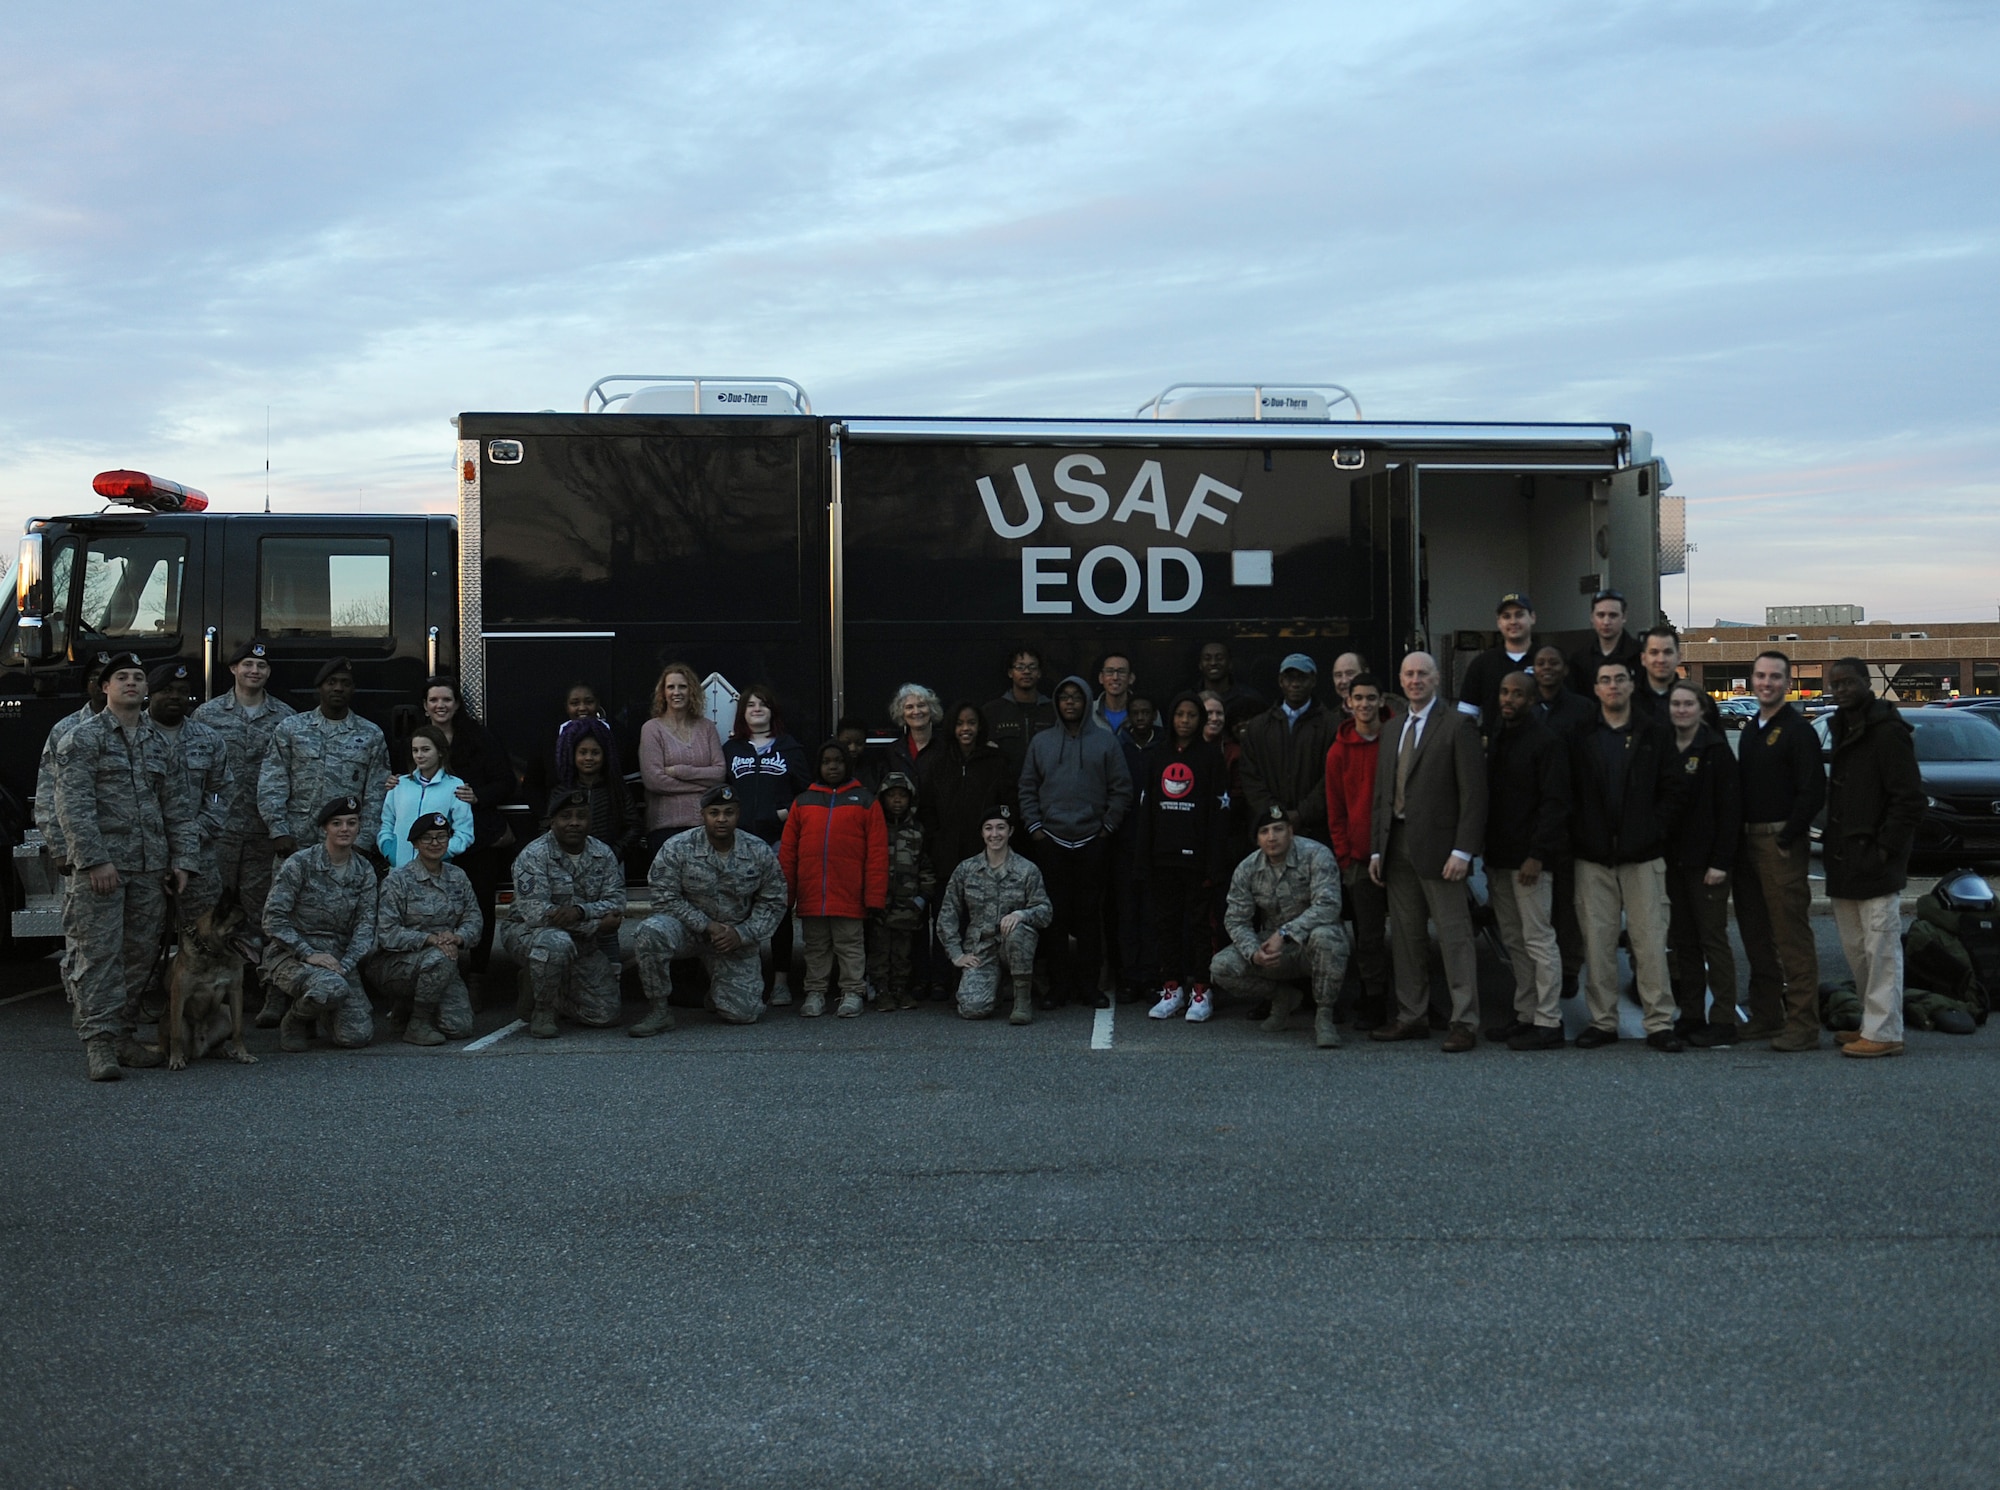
[628,998,677,1037]
[1260,986,1302,1033]
[279,1004,315,1053]
[402,1004,447,1047]
[116,1036,166,1069]
[1010,979,1034,1026]
[85,1035,122,1082]
[1314,1003,1341,1049]
[529,995,558,1039]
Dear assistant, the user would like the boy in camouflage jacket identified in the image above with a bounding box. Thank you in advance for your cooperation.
[869,772,936,1010]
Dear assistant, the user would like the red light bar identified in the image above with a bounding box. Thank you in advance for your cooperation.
[91,469,210,513]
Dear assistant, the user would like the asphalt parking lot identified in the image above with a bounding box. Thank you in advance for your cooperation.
[2,919,1996,1490]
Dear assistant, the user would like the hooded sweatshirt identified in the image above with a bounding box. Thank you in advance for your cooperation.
[1135,700,1229,879]
[1018,676,1134,847]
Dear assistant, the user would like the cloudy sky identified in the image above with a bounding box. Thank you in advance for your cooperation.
[3,1,1995,624]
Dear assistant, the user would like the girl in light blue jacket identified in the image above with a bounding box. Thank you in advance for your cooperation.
[379,725,474,866]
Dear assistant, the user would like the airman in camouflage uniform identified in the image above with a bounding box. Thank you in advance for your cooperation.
[34,655,108,871]
[868,772,936,1010]
[265,796,380,1051]
[938,805,1051,1023]
[631,787,788,1031]
[1210,805,1350,1047]
[500,791,625,1038]
[257,657,390,853]
[52,653,199,1080]
[148,659,232,921]
[192,639,296,974]
[370,812,485,1045]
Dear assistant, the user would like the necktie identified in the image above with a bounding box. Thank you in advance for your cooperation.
[1394,712,1419,817]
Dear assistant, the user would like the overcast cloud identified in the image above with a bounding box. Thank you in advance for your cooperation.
[2,0,1994,623]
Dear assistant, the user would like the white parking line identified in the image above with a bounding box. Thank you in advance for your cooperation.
[0,984,60,1009]
[1090,1004,1114,1050]
[462,1020,525,1052]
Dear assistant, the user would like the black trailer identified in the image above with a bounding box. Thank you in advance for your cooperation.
[455,394,1668,772]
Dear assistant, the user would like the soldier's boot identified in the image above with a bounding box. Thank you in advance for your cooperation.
[1260,986,1303,1034]
[1009,978,1035,1026]
[528,985,559,1039]
[836,989,863,1019]
[252,971,287,1029]
[116,1036,166,1069]
[279,1002,317,1053]
[628,997,677,1037]
[85,1035,122,1083]
[1314,1002,1342,1050]
[402,1002,447,1047]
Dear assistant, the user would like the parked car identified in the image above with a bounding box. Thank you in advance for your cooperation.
[1812,707,2000,867]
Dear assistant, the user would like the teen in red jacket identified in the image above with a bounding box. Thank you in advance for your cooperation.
[779,741,889,1018]
[1322,673,1393,1028]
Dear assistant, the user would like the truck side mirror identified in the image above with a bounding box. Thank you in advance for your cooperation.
[15,534,49,662]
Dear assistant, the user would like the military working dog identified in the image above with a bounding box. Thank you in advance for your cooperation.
[165,892,258,1071]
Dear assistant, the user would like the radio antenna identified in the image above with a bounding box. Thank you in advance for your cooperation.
[264,407,272,513]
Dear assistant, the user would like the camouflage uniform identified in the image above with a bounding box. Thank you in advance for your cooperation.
[1209,838,1350,1007]
[635,828,788,1024]
[263,844,380,1046]
[938,851,1052,1017]
[52,710,199,1042]
[191,689,295,930]
[257,708,391,849]
[500,832,624,1027]
[34,702,97,867]
[869,807,937,1003]
[370,858,484,1037]
[157,716,232,921]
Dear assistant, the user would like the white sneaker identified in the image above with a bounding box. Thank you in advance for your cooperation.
[799,991,825,1018]
[1148,983,1187,1020]
[1184,984,1215,1022]
[769,979,792,1007]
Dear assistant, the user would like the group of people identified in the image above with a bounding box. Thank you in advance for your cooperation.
[34,580,1928,1083]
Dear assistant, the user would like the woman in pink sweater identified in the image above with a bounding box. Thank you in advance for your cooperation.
[640,662,725,852]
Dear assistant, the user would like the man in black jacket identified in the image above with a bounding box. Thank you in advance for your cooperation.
[1531,643,1591,996]
[1569,657,1689,1051]
[1824,658,1925,1059]
[1732,650,1826,1050]
[1567,588,1643,697]
[1456,592,1539,733]
[1238,654,1337,845]
[1483,672,1570,1050]
[983,645,1055,782]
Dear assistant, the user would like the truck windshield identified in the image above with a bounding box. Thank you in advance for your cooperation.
[78,534,186,644]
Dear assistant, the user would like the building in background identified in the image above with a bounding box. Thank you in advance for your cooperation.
[1684,620,2000,701]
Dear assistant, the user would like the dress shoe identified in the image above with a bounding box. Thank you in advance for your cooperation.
[1508,1024,1565,1051]
[1840,1037,1904,1058]
[1770,1028,1822,1053]
[1484,1019,1532,1044]
[1441,1022,1477,1053]
[1645,1030,1686,1053]
[1687,1024,1733,1047]
[1736,1017,1785,1042]
[1574,1026,1618,1049]
[1369,1019,1429,1043]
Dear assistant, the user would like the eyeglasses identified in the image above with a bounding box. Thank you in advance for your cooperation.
[1009,660,1041,673]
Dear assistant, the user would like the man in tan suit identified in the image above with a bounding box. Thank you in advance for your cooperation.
[1368,652,1488,1050]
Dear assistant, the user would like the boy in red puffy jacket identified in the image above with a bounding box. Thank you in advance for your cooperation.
[779,740,889,1018]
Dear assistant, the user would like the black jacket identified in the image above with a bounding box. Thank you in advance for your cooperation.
[1533,687,1593,739]
[922,740,1017,885]
[1736,702,1826,846]
[982,693,1055,779]
[1823,698,1925,900]
[1483,716,1569,869]
[722,733,809,845]
[1567,633,1642,697]
[1565,711,1688,865]
[1134,736,1230,880]
[1237,698,1338,841]
[1666,723,1740,874]
[1457,644,1537,733]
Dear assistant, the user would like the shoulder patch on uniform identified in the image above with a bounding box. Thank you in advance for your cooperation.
[1685,757,1701,773]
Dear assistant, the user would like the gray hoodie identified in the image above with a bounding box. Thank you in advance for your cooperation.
[1018,676,1134,847]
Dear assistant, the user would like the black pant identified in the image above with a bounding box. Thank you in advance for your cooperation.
[1039,836,1108,1003]
[1108,828,1151,990]
[1148,862,1206,990]
[1341,861,1390,1011]
[456,843,505,974]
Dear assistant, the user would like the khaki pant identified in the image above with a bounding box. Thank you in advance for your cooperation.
[800,916,867,995]
[1734,828,1819,1036]
[1833,893,1904,1044]
[1574,857,1674,1035]
[1488,865,1561,1028]
[1385,824,1478,1027]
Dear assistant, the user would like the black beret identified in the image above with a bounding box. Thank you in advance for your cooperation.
[407,811,453,844]
[100,651,147,680]
[314,656,355,686]
[1257,804,1290,827]
[226,637,272,666]
[547,787,591,816]
[146,658,194,691]
[980,803,1014,827]
[315,795,362,827]
[699,784,738,809]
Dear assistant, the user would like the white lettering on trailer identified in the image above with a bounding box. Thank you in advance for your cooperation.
[1050,455,1110,524]
[1111,460,1172,530]
[1147,548,1203,613]
[1077,546,1142,614]
[977,466,1044,539]
[1022,547,1072,614]
[1174,475,1243,537]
